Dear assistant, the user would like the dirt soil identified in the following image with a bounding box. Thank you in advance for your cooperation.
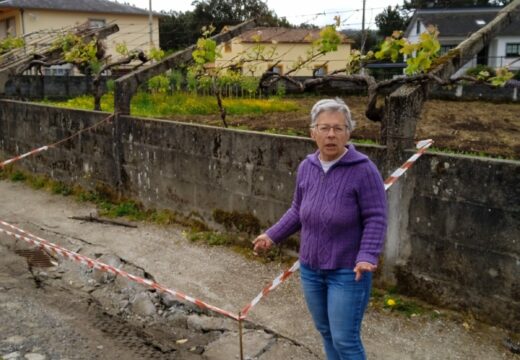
[0,180,518,360]
[164,96,520,159]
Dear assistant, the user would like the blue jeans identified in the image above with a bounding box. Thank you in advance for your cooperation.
[300,263,372,360]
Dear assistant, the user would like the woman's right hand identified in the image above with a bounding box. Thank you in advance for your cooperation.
[252,233,274,254]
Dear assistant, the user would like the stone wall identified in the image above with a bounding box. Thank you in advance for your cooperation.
[397,152,520,330]
[4,76,114,100]
[0,100,518,330]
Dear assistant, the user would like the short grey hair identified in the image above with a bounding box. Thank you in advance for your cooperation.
[310,98,355,131]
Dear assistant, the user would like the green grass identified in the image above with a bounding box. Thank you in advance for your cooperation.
[370,287,440,319]
[352,138,380,146]
[42,92,299,118]
[10,170,26,181]
[0,166,208,231]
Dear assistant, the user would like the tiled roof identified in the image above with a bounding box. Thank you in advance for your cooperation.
[0,0,153,16]
[405,7,520,38]
[237,27,353,44]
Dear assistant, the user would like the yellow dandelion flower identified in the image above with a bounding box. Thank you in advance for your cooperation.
[386,298,396,307]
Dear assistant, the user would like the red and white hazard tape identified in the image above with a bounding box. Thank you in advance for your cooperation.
[240,260,300,319]
[384,139,433,190]
[0,114,113,169]
[0,146,49,168]
[0,219,240,321]
[239,139,434,316]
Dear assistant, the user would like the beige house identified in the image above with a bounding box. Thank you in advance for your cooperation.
[216,27,353,77]
[0,0,160,72]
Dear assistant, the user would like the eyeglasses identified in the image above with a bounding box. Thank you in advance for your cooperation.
[312,125,348,134]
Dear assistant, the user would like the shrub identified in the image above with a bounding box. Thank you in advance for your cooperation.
[465,64,496,78]
[106,79,115,93]
[148,74,170,93]
[169,70,184,91]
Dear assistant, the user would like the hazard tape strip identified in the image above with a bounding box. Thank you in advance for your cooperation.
[0,114,113,169]
[0,219,240,321]
[0,146,49,168]
[384,139,433,190]
[240,260,300,318]
[239,139,434,319]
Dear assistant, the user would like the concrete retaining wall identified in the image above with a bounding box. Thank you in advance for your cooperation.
[4,76,114,100]
[0,100,518,330]
[397,152,520,330]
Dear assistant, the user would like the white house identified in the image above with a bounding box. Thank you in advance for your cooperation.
[404,7,520,76]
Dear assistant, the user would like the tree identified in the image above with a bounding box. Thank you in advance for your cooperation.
[342,29,382,52]
[375,6,410,37]
[159,0,291,52]
[191,0,291,30]
[193,0,289,31]
[159,10,199,51]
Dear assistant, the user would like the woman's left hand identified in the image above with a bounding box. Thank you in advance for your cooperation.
[353,262,377,281]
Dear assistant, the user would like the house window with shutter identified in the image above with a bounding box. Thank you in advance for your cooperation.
[314,64,328,76]
[416,21,421,34]
[268,64,283,75]
[505,43,520,57]
[89,19,106,29]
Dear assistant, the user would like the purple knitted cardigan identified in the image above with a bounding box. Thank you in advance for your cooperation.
[266,144,387,270]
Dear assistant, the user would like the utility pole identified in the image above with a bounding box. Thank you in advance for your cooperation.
[361,0,366,55]
[148,0,153,48]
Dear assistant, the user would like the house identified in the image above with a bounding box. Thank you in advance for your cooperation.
[0,0,160,75]
[216,27,353,77]
[404,7,520,75]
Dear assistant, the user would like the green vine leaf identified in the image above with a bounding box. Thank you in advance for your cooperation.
[376,26,441,75]
[0,35,25,54]
[489,67,514,87]
[316,25,341,54]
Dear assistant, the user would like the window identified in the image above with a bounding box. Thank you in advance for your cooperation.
[224,41,232,53]
[505,43,520,57]
[268,64,283,75]
[416,21,421,34]
[89,19,106,29]
[0,17,16,38]
[440,44,456,55]
[314,64,328,76]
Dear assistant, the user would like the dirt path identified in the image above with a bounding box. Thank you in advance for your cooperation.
[0,179,517,360]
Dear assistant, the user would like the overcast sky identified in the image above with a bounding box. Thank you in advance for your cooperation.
[127,0,405,30]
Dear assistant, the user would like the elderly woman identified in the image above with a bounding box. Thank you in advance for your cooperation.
[253,98,387,360]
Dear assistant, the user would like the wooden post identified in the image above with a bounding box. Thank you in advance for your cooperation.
[238,312,244,360]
